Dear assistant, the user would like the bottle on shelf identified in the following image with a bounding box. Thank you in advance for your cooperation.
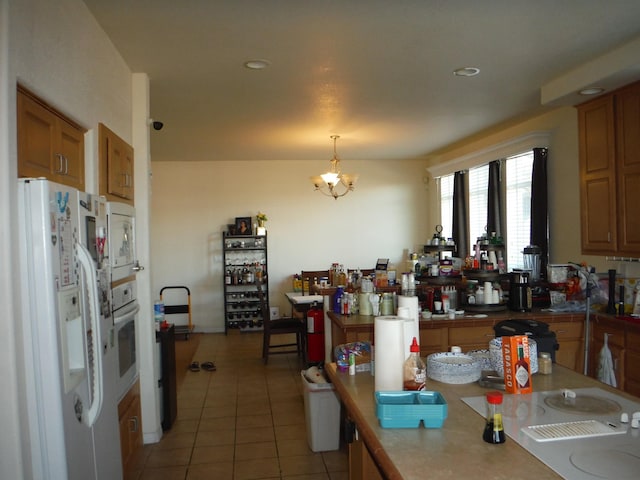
[403,337,426,391]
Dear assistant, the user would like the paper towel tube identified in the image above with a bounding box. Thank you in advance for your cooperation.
[398,295,420,350]
[374,316,406,391]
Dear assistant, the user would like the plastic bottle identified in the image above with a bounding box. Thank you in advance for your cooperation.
[403,337,426,391]
[154,299,165,331]
[483,391,506,444]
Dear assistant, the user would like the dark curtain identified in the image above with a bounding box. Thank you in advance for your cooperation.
[530,147,549,278]
[487,160,503,239]
[452,171,469,260]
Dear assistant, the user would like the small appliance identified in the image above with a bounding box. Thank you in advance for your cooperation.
[522,245,542,282]
[509,270,532,312]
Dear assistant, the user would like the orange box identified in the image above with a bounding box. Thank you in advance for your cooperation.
[501,335,532,394]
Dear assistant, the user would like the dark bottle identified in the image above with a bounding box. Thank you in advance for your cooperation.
[483,391,506,444]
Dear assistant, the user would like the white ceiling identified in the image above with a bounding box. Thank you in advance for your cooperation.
[83,0,640,163]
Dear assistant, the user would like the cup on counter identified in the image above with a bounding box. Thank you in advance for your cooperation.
[448,310,456,320]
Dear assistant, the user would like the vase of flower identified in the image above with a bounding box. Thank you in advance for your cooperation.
[256,212,267,234]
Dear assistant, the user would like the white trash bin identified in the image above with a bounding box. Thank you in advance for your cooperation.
[301,371,341,452]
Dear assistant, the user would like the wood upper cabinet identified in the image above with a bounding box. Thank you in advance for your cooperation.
[17,87,85,190]
[99,123,134,204]
[578,80,640,256]
[615,82,640,254]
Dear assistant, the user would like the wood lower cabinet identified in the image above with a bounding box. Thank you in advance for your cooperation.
[624,327,640,397]
[118,381,143,479]
[590,316,626,390]
[17,86,85,190]
[99,123,134,204]
[448,325,495,352]
[419,326,448,357]
[551,321,584,372]
[578,80,640,256]
[349,431,384,480]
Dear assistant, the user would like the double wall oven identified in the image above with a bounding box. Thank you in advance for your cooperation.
[107,202,141,400]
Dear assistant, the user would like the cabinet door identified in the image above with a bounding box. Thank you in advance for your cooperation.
[448,325,494,351]
[107,134,134,200]
[615,82,640,255]
[578,96,617,254]
[590,322,625,389]
[119,395,142,477]
[18,89,85,189]
[624,329,640,396]
[419,327,448,356]
[100,123,135,203]
[58,118,85,191]
[552,321,584,372]
[17,91,57,179]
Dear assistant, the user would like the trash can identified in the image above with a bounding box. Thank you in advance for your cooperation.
[301,370,341,452]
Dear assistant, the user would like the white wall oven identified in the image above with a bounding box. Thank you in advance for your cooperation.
[112,281,139,400]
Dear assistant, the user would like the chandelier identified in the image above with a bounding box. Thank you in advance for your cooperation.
[310,135,358,199]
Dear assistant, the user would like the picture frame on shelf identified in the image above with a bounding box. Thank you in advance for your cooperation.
[235,217,252,235]
[227,224,236,235]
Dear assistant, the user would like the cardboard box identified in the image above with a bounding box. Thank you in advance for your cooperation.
[501,335,532,394]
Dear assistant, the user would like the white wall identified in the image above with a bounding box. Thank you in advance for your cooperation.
[150,158,431,332]
[2,0,134,477]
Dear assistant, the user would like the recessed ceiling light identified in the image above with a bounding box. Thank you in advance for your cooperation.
[244,59,270,70]
[579,87,605,96]
[453,67,480,77]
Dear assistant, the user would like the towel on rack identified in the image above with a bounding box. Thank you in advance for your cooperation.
[596,333,617,388]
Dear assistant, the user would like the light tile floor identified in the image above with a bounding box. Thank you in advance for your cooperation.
[130,332,348,480]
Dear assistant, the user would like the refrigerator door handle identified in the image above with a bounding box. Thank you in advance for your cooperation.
[76,243,104,428]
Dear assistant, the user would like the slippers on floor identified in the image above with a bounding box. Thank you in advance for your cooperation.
[189,361,200,372]
[201,361,216,372]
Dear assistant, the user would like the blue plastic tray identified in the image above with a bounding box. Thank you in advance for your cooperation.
[375,391,447,428]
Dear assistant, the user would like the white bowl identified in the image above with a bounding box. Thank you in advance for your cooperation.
[426,352,481,384]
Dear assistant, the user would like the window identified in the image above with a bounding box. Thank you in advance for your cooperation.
[505,152,533,270]
[439,175,454,239]
[438,151,534,271]
[468,164,489,247]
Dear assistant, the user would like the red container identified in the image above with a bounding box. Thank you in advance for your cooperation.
[306,303,325,363]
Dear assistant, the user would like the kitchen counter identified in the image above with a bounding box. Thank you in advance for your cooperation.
[328,309,585,331]
[326,363,640,480]
[327,310,586,371]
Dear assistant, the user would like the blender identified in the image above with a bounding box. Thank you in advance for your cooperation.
[522,245,542,282]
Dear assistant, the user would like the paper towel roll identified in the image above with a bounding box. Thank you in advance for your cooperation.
[374,316,406,391]
[398,295,420,349]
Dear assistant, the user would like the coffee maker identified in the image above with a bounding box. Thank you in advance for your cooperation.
[509,271,532,312]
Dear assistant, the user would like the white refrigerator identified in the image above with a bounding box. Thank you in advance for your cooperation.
[17,178,123,480]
